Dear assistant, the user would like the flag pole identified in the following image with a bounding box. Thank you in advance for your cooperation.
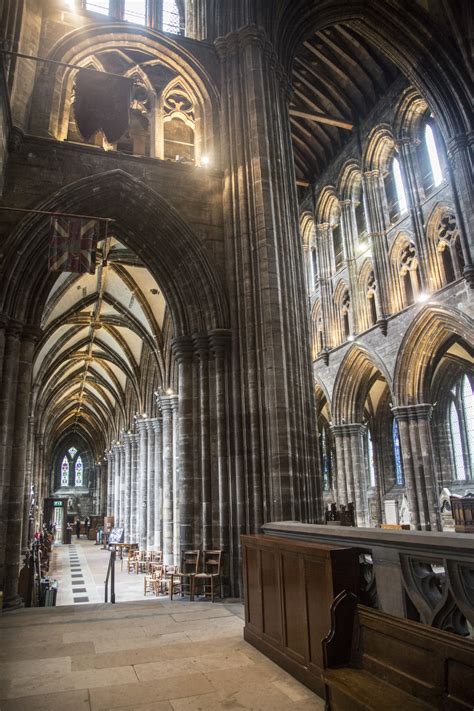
[0,206,114,222]
[0,49,136,81]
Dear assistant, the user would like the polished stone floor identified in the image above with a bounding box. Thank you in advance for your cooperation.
[0,540,325,710]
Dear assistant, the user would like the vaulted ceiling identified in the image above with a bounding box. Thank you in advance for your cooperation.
[290,24,400,183]
[33,238,167,453]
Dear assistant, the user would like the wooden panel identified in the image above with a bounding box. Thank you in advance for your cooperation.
[281,552,308,660]
[305,557,330,668]
[261,549,281,643]
[447,658,474,708]
[244,545,262,633]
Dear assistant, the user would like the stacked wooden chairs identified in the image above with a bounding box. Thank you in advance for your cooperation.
[168,549,223,602]
[169,550,201,600]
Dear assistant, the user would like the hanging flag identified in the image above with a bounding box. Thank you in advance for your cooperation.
[48,216,99,274]
[73,70,132,143]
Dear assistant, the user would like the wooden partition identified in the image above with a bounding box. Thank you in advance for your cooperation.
[241,534,357,696]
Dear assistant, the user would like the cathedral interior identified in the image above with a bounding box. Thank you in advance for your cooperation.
[0,0,473,708]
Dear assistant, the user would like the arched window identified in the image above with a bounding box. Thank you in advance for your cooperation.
[366,270,377,327]
[61,456,69,486]
[398,242,420,307]
[75,456,84,487]
[162,83,195,162]
[437,211,463,285]
[340,288,351,341]
[163,0,181,33]
[448,375,473,480]
[384,155,407,223]
[424,124,443,188]
[319,421,332,491]
[311,248,318,288]
[84,0,109,15]
[367,429,376,488]
[124,0,146,24]
[392,418,404,485]
[332,222,343,271]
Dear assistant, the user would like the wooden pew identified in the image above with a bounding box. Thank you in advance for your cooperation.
[322,591,474,710]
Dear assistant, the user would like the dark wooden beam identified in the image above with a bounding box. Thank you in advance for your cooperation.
[289,108,353,130]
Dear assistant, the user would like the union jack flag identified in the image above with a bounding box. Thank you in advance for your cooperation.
[48,216,99,274]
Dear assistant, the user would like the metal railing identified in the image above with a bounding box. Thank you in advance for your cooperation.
[104,549,116,603]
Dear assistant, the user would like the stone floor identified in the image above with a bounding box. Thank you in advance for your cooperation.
[0,540,325,710]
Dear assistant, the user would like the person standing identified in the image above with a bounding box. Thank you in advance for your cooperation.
[76,519,81,540]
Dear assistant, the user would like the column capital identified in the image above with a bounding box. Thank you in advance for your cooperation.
[210,328,232,355]
[152,418,162,433]
[144,417,158,433]
[172,335,195,363]
[392,404,434,421]
[192,333,211,358]
[158,393,179,415]
[136,418,149,434]
[331,422,366,437]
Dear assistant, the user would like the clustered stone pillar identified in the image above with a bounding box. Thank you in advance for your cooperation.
[363,170,393,320]
[105,451,113,516]
[331,423,369,527]
[160,395,177,564]
[129,433,138,542]
[137,419,148,550]
[112,443,120,526]
[392,404,441,530]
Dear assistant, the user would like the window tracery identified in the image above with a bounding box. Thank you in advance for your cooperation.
[392,418,404,485]
[398,242,419,307]
[447,375,473,481]
[162,83,195,162]
[437,211,463,284]
[163,0,181,34]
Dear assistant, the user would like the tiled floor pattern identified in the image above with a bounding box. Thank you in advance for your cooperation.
[0,599,325,710]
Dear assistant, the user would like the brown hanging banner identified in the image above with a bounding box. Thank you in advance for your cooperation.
[73,71,133,143]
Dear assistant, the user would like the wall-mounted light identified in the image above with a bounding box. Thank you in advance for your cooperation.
[347,334,355,342]
[416,292,430,303]
[201,155,210,167]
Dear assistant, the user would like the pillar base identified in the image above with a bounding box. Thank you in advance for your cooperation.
[3,593,25,610]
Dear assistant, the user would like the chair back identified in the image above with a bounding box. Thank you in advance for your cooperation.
[180,549,200,574]
[203,549,222,575]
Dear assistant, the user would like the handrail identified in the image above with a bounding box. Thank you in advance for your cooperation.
[104,549,116,603]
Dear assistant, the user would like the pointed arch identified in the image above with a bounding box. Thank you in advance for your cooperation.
[332,343,393,423]
[0,169,229,336]
[393,305,474,405]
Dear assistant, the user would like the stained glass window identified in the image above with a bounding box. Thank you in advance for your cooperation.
[68,447,77,458]
[367,430,376,488]
[61,456,69,486]
[450,403,465,480]
[320,425,332,491]
[75,456,83,486]
[449,375,473,480]
[392,418,404,485]
[163,0,180,33]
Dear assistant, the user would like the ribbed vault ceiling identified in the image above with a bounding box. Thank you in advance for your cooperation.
[291,23,400,182]
[34,238,166,450]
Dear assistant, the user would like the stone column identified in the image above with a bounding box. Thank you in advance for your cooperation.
[129,433,139,543]
[172,336,195,551]
[137,419,148,550]
[0,319,22,598]
[446,134,474,286]
[100,458,107,517]
[216,25,321,533]
[118,442,125,528]
[316,223,337,349]
[210,330,231,551]
[363,170,393,321]
[105,451,113,516]
[153,418,163,550]
[4,328,38,607]
[392,404,440,531]
[193,334,211,549]
[123,433,132,541]
[112,443,120,526]
[146,419,156,549]
[160,394,177,565]
[331,423,368,527]
[21,415,36,551]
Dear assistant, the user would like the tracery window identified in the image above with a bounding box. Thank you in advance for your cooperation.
[398,242,420,307]
[366,270,377,327]
[61,456,69,486]
[367,429,376,488]
[332,221,343,272]
[437,211,464,285]
[319,420,333,491]
[162,83,195,162]
[340,288,351,341]
[392,418,404,485]
[447,375,473,481]
[75,456,84,487]
[418,121,444,194]
[311,248,318,289]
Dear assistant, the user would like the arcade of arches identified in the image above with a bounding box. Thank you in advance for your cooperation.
[0,0,473,615]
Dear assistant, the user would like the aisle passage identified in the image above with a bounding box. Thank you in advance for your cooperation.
[51,539,147,605]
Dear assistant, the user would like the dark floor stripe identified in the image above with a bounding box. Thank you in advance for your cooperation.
[72,588,87,593]
[73,597,89,602]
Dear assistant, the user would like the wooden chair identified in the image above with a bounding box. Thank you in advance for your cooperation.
[192,550,223,602]
[169,550,200,600]
[144,564,164,596]
[126,549,139,574]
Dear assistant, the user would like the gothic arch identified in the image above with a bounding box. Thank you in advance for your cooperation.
[337,159,362,200]
[277,0,471,140]
[363,124,396,172]
[393,305,474,405]
[31,23,219,158]
[0,169,229,336]
[332,343,393,424]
